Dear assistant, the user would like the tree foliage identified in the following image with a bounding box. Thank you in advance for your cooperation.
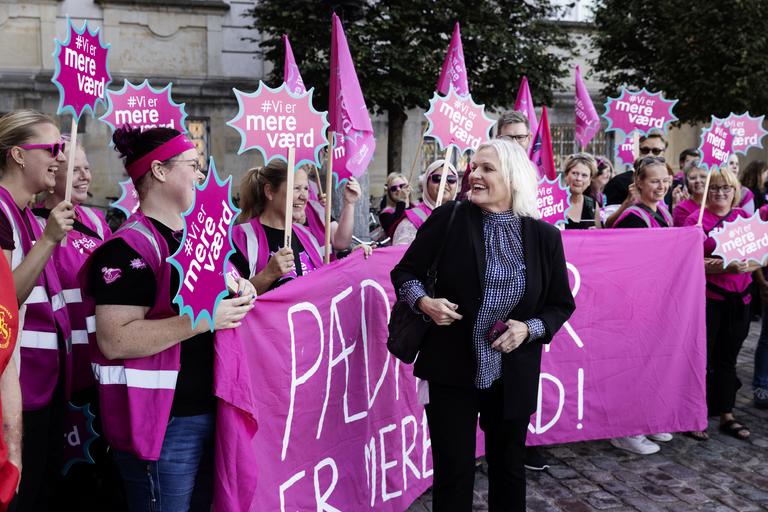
[245,0,574,172]
[592,0,768,124]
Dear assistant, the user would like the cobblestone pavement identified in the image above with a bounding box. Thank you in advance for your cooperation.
[408,320,768,511]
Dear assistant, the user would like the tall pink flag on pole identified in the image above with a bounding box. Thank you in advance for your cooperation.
[329,12,375,183]
[514,76,539,136]
[436,22,469,97]
[574,66,600,149]
[283,34,306,95]
[529,106,557,180]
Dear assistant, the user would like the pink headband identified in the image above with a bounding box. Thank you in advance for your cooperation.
[125,134,197,183]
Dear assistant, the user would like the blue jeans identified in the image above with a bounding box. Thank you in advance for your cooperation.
[113,413,215,512]
[754,305,768,390]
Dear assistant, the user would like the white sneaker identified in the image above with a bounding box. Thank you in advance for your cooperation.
[647,432,673,442]
[610,435,660,455]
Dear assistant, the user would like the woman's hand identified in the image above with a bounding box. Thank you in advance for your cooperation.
[266,247,295,278]
[230,277,256,297]
[727,260,761,274]
[671,184,688,209]
[43,200,75,243]
[623,183,639,206]
[417,297,462,326]
[392,184,411,206]
[213,294,256,330]
[491,319,529,353]
[352,243,373,259]
[342,177,362,205]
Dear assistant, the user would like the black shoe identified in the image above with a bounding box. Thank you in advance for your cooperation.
[523,447,550,471]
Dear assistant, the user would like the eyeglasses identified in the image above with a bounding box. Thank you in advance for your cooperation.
[429,174,458,184]
[639,146,664,156]
[708,185,734,194]
[498,134,529,143]
[169,158,203,173]
[388,183,408,193]
[15,141,67,158]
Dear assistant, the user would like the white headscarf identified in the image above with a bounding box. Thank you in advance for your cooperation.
[420,159,458,209]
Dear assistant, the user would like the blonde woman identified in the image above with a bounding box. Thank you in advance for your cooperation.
[378,172,412,238]
[563,153,600,229]
[391,139,575,511]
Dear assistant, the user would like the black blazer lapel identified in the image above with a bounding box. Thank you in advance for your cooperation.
[468,204,486,286]
[510,217,538,319]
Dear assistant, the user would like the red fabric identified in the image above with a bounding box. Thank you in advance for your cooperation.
[0,255,19,509]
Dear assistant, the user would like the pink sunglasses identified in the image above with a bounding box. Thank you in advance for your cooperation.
[14,141,67,158]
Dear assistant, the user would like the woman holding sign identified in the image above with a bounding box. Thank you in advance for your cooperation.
[82,126,256,512]
[392,159,458,245]
[683,168,758,441]
[563,153,599,230]
[0,110,75,510]
[379,172,413,238]
[392,139,574,511]
[672,160,708,226]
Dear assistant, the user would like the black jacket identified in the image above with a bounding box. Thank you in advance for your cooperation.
[391,200,575,418]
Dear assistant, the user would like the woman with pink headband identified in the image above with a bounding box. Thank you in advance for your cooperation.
[392,159,458,245]
[82,126,255,511]
[0,110,74,510]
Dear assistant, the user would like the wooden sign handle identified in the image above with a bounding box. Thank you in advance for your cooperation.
[61,119,78,247]
[434,145,455,208]
[324,133,334,264]
[696,170,713,227]
[284,146,296,248]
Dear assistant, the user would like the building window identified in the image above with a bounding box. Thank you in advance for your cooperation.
[186,118,209,170]
[550,123,613,172]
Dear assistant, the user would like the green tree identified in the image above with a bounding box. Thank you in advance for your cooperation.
[245,0,574,174]
[592,0,768,124]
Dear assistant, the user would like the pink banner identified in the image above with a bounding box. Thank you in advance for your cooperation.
[213,227,707,511]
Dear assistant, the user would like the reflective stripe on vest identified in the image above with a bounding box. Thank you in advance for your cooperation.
[91,363,178,389]
[293,223,324,260]
[121,220,162,264]
[71,314,94,346]
[20,331,58,350]
[0,198,23,269]
[79,206,105,239]
[240,223,260,278]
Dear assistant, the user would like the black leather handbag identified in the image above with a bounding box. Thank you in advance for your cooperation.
[387,202,459,363]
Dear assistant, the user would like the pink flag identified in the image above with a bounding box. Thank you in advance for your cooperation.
[529,106,557,180]
[329,13,375,183]
[574,66,600,149]
[436,22,469,97]
[283,34,306,95]
[514,76,539,136]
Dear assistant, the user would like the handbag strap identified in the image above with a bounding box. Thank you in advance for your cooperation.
[426,201,460,286]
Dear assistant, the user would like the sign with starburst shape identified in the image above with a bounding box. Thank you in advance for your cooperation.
[167,158,240,330]
[711,112,767,155]
[52,17,112,121]
[100,79,187,135]
[227,82,329,168]
[603,87,677,138]
[711,212,768,267]
[424,85,495,154]
[536,176,571,227]
[698,119,735,172]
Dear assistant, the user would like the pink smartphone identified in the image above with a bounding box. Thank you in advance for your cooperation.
[488,320,508,343]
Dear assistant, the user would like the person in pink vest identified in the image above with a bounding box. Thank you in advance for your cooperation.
[233,160,327,294]
[683,168,759,441]
[0,110,75,510]
[81,126,255,512]
[31,141,121,507]
[392,159,458,245]
[672,159,707,226]
[610,156,675,454]
[727,153,756,215]
[612,157,674,229]
[378,172,413,238]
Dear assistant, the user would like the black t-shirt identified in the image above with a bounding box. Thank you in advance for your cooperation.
[88,218,215,417]
[0,204,34,251]
[262,225,308,291]
[565,195,596,230]
[614,203,669,228]
[378,202,408,237]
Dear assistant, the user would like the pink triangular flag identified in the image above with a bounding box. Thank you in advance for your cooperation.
[574,66,600,149]
[514,76,539,137]
[528,106,557,180]
[329,13,375,182]
[283,35,306,95]
[436,22,469,97]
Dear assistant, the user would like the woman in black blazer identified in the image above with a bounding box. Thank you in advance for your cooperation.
[391,139,575,512]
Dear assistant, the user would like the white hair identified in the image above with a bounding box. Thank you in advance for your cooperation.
[475,139,540,218]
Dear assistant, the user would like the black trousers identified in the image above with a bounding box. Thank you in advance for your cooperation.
[706,297,750,416]
[425,380,529,512]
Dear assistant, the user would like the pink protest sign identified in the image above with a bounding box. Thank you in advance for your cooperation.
[213,227,706,511]
[711,212,768,266]
[537,176,570,226]
[111,178,140,218]
[100,80,187,134]
[698,119,734,172]
[615,132,636,167]
[228,82,329,168]
[712,112,767,155]
[424,85,495,154]
[167,158,240,330]
[52,18,112,121]
[603,87,677,137]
